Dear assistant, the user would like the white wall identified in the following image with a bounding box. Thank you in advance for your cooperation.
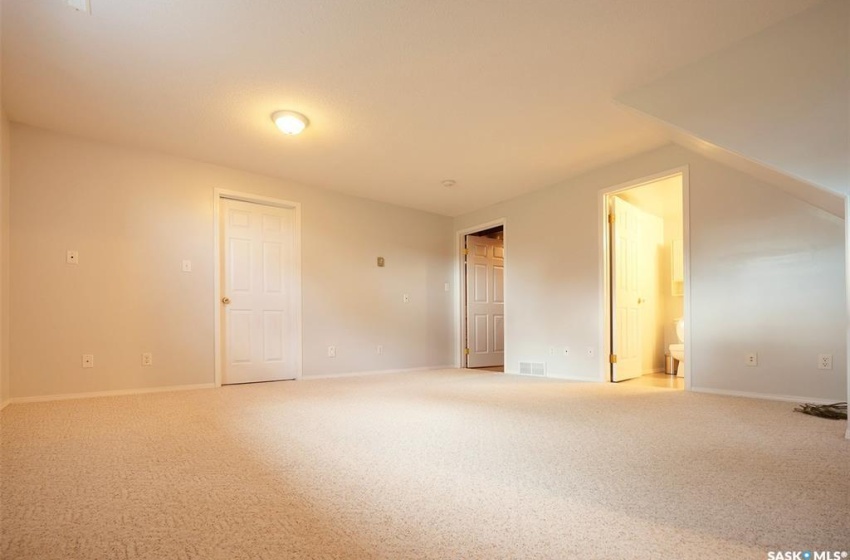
[617,0,849,196]
[9,125,454,399]
[454,143,846,402]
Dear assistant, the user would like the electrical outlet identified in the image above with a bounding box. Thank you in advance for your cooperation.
[182,260,192,272]
[586,347,595,358]
[548,346,555,356]
[82,354,94,368]
[403,294,410,303]
[376,345,383,356]
[327,346,336,358]
[66,250,79,265]
[818,354,833,370]
[141,352,153,366]
[745,353,758,367]
[564,347,571,356]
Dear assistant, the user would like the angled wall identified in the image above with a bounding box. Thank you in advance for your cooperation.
[617,0,849,195]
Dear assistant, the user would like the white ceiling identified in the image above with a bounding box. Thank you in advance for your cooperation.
[1,0,823,216]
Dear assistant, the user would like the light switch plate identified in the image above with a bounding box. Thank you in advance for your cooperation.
[67,250,79,265]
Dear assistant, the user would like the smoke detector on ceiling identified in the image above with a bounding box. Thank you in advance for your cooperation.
[66,0,92,14]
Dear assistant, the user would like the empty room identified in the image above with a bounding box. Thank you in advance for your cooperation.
[1,1,848,559]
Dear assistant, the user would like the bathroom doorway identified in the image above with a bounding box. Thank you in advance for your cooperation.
[601,171,687,389]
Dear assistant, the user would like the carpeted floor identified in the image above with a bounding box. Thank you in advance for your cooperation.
[1,369,848,559]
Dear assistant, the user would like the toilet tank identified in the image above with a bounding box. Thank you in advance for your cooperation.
[675,318,684,342]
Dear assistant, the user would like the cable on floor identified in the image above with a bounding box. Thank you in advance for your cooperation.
[793,402,847,420]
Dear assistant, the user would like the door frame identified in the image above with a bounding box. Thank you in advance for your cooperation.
[455,218,507,369]
[598,167,692,389]
[213,189,303,387]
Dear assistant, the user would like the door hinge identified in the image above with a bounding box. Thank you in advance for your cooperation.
[462,248,469,256]
[464,348,470,355]
[609,354,618,364]
[608,213,615,224]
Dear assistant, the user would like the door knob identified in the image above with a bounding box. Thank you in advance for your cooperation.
[637,297,645,304]
[221,296,231,305]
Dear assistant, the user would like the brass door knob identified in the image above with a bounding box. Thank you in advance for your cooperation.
[221,296,231,305]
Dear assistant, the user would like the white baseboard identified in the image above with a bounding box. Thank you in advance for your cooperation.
[507,370,596,382]
[9,383,217,405]
[690,386,840,406]
[302,365,455,381]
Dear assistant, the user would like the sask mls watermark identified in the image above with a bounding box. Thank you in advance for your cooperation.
[768,552,848,560]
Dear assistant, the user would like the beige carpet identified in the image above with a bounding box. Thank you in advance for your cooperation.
[1,369,848,559]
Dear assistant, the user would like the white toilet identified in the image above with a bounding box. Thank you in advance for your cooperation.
[669,318,685,376]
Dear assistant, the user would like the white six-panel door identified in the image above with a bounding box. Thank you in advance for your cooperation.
[611,196,642,382]
[466,235,505,368]
[221,198,298,384]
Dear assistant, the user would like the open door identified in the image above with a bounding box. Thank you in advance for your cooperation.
[220,198,299,384]
[610,197,642,382]
[465,234,505,368]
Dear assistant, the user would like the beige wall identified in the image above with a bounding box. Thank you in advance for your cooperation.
[454,143,846,402]
[0,0,10,407]
[9,125,454,399]
[0,113,9,407]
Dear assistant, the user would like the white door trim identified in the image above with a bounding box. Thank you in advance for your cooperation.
[454,218,507,369]
[214,189,303,387]
[598,167,692,390]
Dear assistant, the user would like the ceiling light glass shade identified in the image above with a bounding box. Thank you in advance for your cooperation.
[271,111,309,135]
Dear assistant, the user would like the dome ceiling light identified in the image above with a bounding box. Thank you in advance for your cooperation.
[271,110,309,136]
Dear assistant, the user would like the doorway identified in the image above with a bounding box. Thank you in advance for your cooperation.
[602,171,687,389]
[458,222,506,371]
[214,191,302,386]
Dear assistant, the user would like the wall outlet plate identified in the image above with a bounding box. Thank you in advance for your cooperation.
[66,250,79,264]
[82,354,94,368]
[142,352,153,366]
[376,345,383,356]
[564,347,571,356]
[182,260,192,272]
[817,354,833,370]
[327,346,336,358]
[586,347,595,358]
[745,353,758,367]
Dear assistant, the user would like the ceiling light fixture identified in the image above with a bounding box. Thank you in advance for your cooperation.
[271,110,309,136]
[442,179,457,188]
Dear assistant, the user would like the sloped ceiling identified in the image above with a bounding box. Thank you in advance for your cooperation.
[617,0,849,216]
[0,0,824,216]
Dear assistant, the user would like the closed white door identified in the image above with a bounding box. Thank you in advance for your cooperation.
[466,235,505,368]
[221,198,298,384]
[611,197,641,382]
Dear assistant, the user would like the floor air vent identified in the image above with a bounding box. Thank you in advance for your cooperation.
[518,362,546,376]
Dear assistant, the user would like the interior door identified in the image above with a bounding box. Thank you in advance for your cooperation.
[465,235,505,368]
[221,198,298,384]
[611,197,642,382]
